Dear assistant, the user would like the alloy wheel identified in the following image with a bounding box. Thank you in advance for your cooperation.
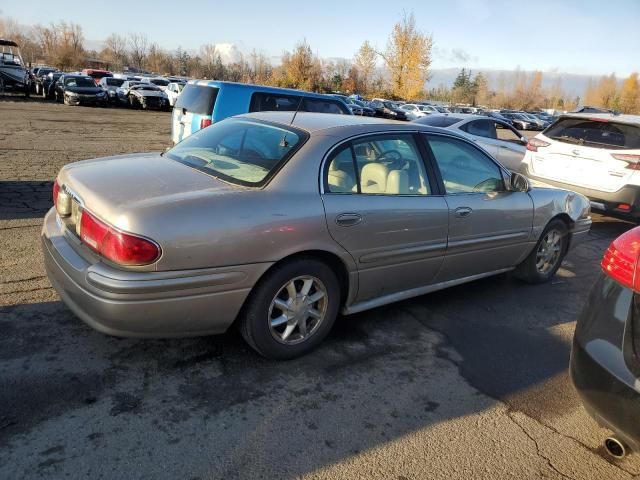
[536,229,563,274]
[268,275,328,345]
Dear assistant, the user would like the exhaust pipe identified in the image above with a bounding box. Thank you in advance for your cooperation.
[604,437,628,458]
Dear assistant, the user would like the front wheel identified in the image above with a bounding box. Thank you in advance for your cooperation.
[240,257,341,360]
[514,219,569,283]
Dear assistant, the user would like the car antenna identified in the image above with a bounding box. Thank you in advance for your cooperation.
[289,96,304,126]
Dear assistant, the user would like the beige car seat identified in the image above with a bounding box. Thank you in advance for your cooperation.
[360,163,388,193]
[327,162,355,192]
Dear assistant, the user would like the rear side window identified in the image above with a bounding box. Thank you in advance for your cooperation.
[415,116,463,128]
[250,92,350,114]
[545,118,640,150]
[175,84,219,115]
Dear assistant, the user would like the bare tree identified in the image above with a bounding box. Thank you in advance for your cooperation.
[128,32,149,69]
[103,33,128,70]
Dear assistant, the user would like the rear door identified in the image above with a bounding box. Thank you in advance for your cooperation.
[321,133,449,302]
[172,84,219,144]
[424,133,534,282]
[529,118,640,192]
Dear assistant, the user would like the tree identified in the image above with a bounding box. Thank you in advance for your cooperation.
[276,40,322,91]
[379,13,432,99]
[128,32,149,70]
[472,72,491,107]
[451,68,474,104]
[353,40,376,94]
[102,33,128,71]
[618,72,639,114]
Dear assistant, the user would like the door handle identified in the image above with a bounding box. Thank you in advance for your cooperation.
[335,213,362,227]
[454,207,473,218]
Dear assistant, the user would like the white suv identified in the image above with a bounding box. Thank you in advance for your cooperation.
[522,114,640,219]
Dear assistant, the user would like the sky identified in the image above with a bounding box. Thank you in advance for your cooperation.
[2,0,638,76]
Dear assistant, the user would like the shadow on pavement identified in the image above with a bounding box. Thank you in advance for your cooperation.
[0,216,635,478]
[0,180,52,220]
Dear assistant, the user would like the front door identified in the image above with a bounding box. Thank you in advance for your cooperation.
[321,133,449,302]
[424,133,534,282]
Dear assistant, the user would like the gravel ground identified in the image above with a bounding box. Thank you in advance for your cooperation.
[1,98,640,480]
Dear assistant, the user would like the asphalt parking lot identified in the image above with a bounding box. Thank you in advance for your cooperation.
[2,98,640,480]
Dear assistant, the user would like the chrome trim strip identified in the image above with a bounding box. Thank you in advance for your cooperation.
[447,231,530,249]
[342,267,514,315]
[359,242,447,264]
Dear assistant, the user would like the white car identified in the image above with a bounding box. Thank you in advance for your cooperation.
[165,82,185,107]
[414,114,528,172]
[522,114,640,219]
[141,77,170,91]
[400,103,431,120]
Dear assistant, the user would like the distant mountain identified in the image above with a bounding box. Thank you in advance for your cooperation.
[427,68,610,97]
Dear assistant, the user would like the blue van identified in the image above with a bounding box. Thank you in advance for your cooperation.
[171,80,352,143]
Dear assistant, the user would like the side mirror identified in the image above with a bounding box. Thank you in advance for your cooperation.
[509,172,530,192]
[520,136,528,146]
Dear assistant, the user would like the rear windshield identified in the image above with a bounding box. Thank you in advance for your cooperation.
[544,118,640,150]
[151,79,169,86]
[106,78,125,86]
[166,118,308,187]
[414,116,462,127]
[175,84,219,115]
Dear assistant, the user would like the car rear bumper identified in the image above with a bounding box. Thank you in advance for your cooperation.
[525,170,640,219]
[571,338,640,450]
[41,207,271,338]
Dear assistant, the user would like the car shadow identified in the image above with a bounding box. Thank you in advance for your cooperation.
[0,180,52,220]
[0,216,637,478]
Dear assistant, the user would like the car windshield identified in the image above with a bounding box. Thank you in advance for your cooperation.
[151,79,169,86]
[545,118,640,150]
[383,102,396,109]
[166,119,308,187]
[65,77,96,87]
[132,85,160,91]
[106,78,125,86]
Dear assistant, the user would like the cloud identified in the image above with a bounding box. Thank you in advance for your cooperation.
[433,46,478,65]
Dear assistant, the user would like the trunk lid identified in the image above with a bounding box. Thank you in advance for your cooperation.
[58,153,238,233]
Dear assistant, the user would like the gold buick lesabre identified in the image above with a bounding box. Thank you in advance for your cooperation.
[43,112,591,359]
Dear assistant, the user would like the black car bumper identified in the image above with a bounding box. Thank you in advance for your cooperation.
[524,170,640,219]
[571,339,640,450]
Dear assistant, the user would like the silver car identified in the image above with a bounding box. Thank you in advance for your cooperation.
[414,114,528,172]
[42,112,592,359]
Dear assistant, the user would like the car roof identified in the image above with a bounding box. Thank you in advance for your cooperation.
[188,79,346,101]
[237,111,471,138]
[558,113,640,126]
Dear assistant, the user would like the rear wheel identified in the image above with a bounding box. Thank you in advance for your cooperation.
[240,257,340,360]
[514,219,569,283]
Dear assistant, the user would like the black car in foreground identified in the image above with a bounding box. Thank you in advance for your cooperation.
[55,74,107,106]
[571,226,640,458]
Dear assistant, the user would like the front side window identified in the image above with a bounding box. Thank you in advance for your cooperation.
[325,134,431,195]
[427,136,505,194]
[166,119,308,187]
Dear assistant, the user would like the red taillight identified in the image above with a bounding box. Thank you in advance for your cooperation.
[617,203,632,212]
[601,227,640,291]
[526,138,550,152]
[53,180,60,209]
[200,118,212,129]
[80,210,160,265]
[612,153,640,170]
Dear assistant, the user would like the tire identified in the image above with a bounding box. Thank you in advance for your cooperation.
[128,95,138,109]
[239,257,341,360]
[514,219,569,284]
[63,94,70,105]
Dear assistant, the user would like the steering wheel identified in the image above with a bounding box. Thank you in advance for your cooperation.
[377,149,404,169]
